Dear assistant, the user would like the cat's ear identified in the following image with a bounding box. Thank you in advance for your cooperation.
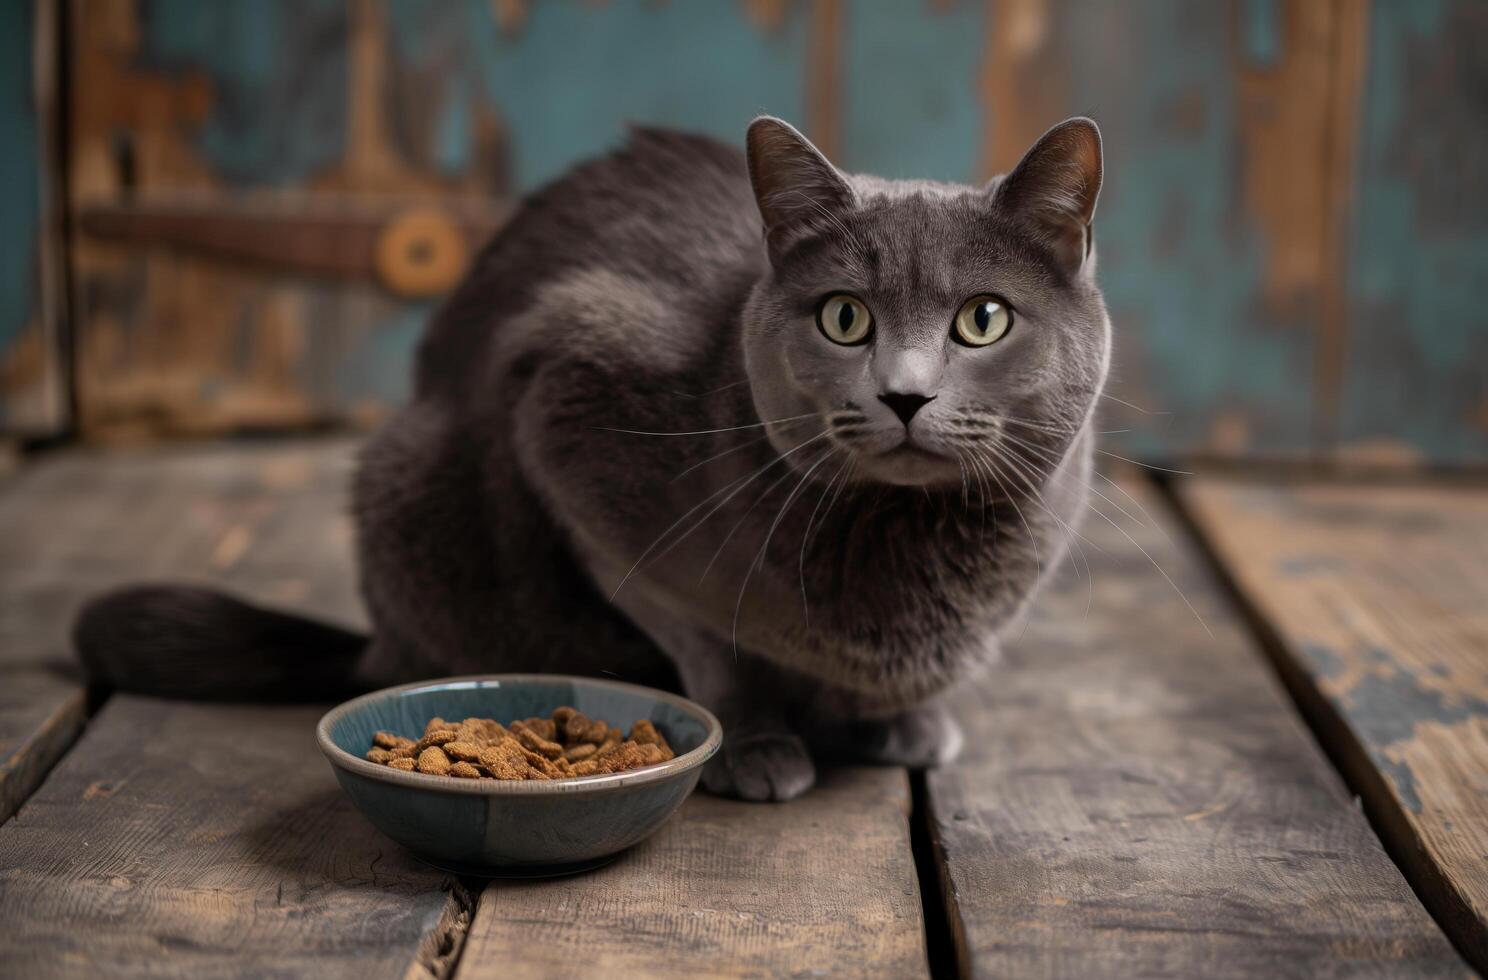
[746,116,854,257]
[994,117,1103,273]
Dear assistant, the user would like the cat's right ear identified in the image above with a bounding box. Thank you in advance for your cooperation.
[746,116,854,259]
[993,117,1103,274]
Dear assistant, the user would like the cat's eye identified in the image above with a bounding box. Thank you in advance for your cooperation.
[817,294,873,346]
[953,296,1013,347]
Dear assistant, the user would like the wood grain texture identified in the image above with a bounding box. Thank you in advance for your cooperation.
[456,768,927,979]
[1180,476,1488,972]
[927,476,1466,978]
[0,698,457,978]
[0,673,85,824]
[0,436,464,977]
[0,438,364,823]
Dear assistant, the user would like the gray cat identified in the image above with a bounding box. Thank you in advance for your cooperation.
[76,116,1109,801]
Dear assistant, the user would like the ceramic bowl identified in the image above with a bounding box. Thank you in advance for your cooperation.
[317,674,722,876]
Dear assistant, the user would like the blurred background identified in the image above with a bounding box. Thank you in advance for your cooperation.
[2,0,1484,464]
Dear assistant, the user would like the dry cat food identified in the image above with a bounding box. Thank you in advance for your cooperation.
[364,706,675,780]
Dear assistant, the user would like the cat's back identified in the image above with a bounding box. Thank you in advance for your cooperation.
[416,127,764,397]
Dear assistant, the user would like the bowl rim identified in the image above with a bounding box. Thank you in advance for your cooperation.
[316,673,723,795]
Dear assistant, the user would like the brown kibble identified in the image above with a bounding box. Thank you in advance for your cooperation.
[444,741,483,762]
[561,710,591,743]
[374,731,414,750]
[519,745,565,778]
[448,761,483,779]
[591,737,623,762]
[368,711,675,781]
[629,719,671,754]
[416,729,458,752]
[512,717,559,743]
[417,746,452,776]
[515,726,565,759]
[479,740,533,780]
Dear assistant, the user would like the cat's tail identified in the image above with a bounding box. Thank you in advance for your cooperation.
[73,584,369,702]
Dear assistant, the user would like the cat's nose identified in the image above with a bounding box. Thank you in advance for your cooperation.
[878,392,935,427]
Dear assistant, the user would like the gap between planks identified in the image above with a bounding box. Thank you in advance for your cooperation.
[1160,473,1488,975]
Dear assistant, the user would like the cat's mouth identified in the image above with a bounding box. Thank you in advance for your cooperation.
[859,443,959,487]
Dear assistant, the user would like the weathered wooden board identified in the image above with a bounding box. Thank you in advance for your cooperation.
[0,436,466,976]
[56,0,1488,460]
[0,438,364,822]
[1337,0,1488,464]
[926,475,1466,978]
[1,0,68,436]
[1008,0,1343,458]
[1180,476,1488,972]
[0,698,462,979]
[455,767,926,979]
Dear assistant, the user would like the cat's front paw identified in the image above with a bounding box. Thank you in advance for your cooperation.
[817,704,964,768]
[702,731,816,802]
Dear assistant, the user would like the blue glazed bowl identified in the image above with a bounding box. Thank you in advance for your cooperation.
[317,674,722,876]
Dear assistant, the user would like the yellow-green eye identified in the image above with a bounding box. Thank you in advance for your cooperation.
[817,294,873,346]
[953,296,1013,347]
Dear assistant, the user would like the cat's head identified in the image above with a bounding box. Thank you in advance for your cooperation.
[740,117,1110,490]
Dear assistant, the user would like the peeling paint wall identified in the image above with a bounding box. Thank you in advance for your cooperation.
[14,0,1485,460]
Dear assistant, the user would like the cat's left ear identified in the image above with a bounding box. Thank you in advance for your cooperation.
[993,117,1103,274]
[746,116,855,259]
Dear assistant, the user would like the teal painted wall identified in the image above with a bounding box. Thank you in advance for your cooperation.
[1340,0,1488,460]
[45,0,1488,460]
[0,0,39,380]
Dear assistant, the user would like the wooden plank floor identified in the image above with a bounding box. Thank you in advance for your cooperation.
[0,440,1478,977]
[459,769,926,979]
[0,439,928,977]
[0,698,466,978]
[1179,477,1488,973]
[926,476,1467,978]
[0,439,367,821]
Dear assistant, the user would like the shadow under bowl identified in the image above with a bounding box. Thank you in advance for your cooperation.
[317,674,722,877]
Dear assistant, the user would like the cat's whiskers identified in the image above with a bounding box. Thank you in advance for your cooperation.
[670,417,815,483]
[1099,391,1171,417]
[982,442,1097,619]
[998,416,1080,439]
[799,453,854,620]
[667,378,752,399]
[733,445,839,658]
[805,455,855,559]
[1096,449,1193,475]
[609,429,830,599]
[966,447,1044,641]
[594,410,819,438]
[700,442,834,583]
[995,440,1212,638]
[950,448,987,546]
[995,427,1147,531]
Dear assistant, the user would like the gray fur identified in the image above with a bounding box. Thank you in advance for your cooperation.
[353,117,1110,800]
